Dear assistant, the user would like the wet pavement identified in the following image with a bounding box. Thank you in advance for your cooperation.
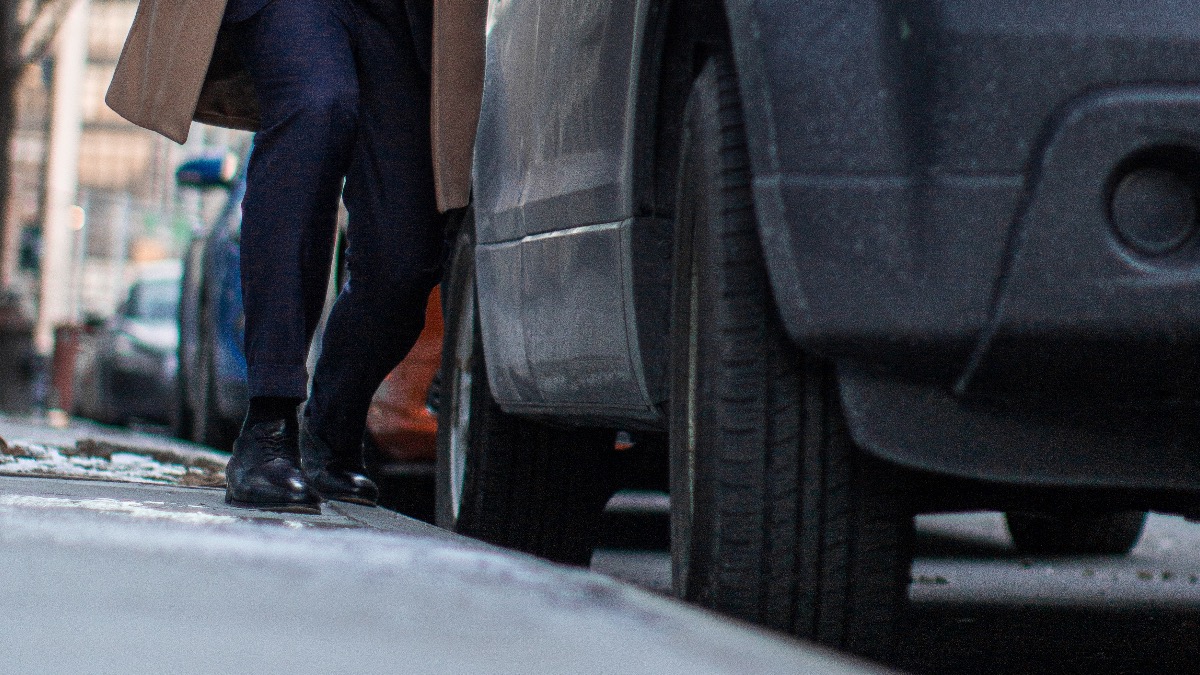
[900,512,1200,674]
[0,415,886,675]
[592,501,1200,674]
[594,504,1200,604]
[912,511,1200,608]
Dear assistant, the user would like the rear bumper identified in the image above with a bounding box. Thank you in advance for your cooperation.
[737,1,1200,395]
[958,89,1200,402]
[773,87,1200,491]
[777,88,1200,490]
[839,365,1200,493]
[766,88,1200,400]
[730,2,1200,489]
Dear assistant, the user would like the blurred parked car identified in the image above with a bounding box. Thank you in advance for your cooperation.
[174,155,443,497]
[175,157,246,449]
[73,260,182,426]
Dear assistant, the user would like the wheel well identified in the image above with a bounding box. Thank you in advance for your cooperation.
[629,0,737,414]
[635,0,731,219]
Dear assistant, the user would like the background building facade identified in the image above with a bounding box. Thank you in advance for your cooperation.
[6,0,248,334]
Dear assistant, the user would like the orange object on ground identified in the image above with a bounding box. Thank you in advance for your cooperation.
[365,288,442,464]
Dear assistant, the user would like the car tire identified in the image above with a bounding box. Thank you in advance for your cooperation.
[192,332,236,450]
[172,366,194,441]
[668,54,914,659]
[1005,510,1148,555]
[435,216,617,566]
[92,362,122,426]
[72,358,97,421]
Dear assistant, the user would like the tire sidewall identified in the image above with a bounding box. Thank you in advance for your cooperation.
[435,222,478,531]
[668,57,740,605]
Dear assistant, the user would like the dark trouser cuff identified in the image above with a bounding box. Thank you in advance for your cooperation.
[247,362,311,400]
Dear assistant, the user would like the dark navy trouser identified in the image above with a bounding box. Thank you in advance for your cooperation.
[229,0,440,454]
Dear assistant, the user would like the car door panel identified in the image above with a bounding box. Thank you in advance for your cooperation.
[475,240,541,403]
[474,0,658,415]
[521,221,647,409]
[516,0,638,237]
[474,0,640,239]
[472,0,538,245]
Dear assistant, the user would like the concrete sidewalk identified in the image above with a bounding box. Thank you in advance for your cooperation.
[0,419,890,675]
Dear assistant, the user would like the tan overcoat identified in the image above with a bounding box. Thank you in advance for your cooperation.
[105,0,485,212]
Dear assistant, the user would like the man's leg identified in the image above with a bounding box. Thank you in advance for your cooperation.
[301,0,440,502]
[225,0,359,511]
[237,0,358,402]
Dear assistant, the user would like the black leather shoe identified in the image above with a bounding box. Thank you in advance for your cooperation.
[300,419,380,506]
[225,419,321,514]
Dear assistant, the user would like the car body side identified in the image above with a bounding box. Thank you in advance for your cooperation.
[76,263,182,426]
[178,181,248,432]
[469,0,1200,496]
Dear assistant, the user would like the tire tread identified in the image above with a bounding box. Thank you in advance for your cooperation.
[669,54,913,661]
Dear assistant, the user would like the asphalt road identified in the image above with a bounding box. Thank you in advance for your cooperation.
[901,512,1200,674]
[593,500,1200,674]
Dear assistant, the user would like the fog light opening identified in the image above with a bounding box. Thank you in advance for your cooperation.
[1107,146,1200,257]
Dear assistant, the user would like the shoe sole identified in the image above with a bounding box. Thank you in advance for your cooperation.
[224,491,322,515]
[319,494,379,508]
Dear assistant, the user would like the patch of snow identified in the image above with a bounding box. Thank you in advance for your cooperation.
[0,494,238,526]
[0,440,202,485]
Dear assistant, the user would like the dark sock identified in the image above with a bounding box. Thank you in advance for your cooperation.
[243,396,302,431]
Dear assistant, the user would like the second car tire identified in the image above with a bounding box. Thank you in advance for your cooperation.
[668,54,914,660]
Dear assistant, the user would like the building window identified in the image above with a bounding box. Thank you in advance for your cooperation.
[87,2,137,63]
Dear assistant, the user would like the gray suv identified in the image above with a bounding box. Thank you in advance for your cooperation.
[430,0,1200,660]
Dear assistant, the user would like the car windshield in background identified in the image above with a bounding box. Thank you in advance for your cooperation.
[129,280,180,321]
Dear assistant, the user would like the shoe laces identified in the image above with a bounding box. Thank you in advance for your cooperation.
[252,422,295,462]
